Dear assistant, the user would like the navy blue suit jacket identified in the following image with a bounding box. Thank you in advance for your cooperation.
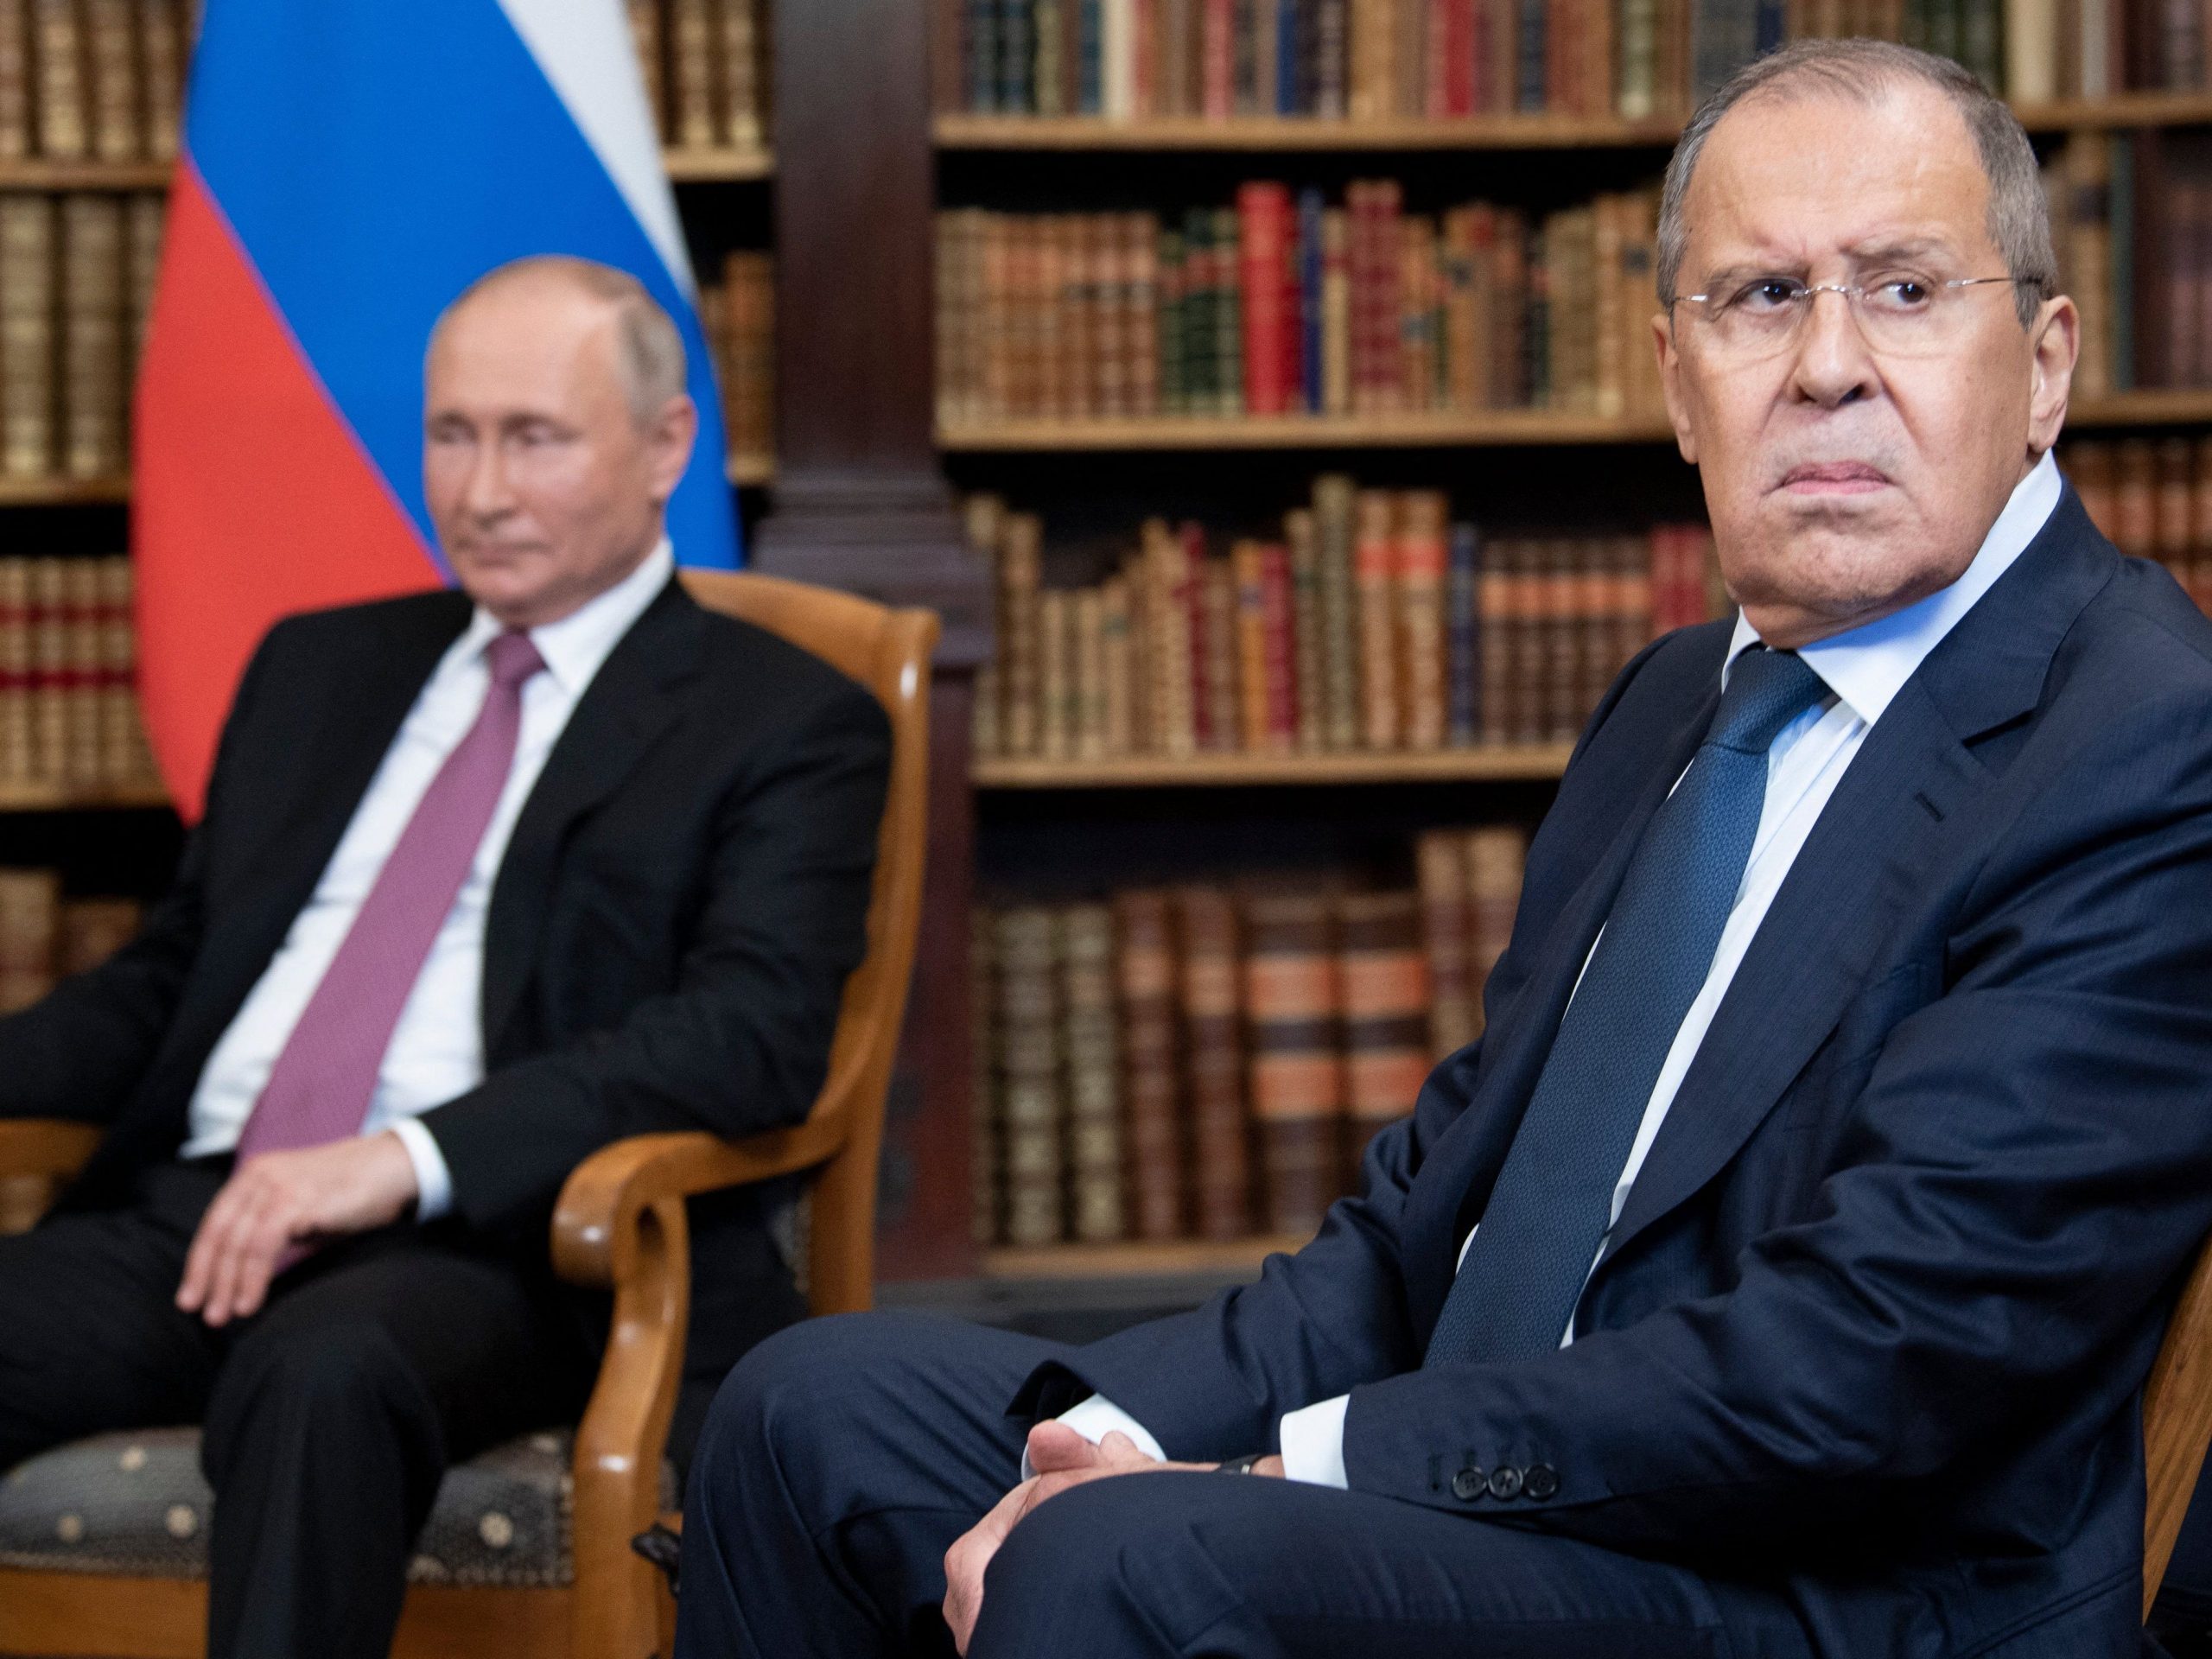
[1021,486,2212,1658]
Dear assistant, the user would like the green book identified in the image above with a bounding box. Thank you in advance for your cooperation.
[1214,206,1243,416]
[1159,229,1186,416]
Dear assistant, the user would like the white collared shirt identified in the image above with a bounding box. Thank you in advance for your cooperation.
[180,540,677,1217]
[1053,452,2065,1484]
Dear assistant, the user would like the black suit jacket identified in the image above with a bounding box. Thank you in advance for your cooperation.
[1023,487,2212,1657]
[3,575,890,1396]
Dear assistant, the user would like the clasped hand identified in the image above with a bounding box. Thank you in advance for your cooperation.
[174,1132,420,1326]
[941,1421,1285,1654]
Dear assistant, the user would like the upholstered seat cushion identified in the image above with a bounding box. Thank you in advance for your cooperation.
[0,1427,669,1589]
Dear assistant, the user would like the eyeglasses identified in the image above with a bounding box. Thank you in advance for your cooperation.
[1670,276,2032,359]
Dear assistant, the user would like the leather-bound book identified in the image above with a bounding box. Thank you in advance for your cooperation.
[627,0,666,139]
[995,906,1068,1248]
[81,0,130,159]
[1395,488,1448,750]
[1465,823,1526,1030]
[1244,897,1344,1239]
[28,556,65,783]
[1177,885,1251,1239]
[0,194,54,480]
[140,0,181,159]
[59,193,123,480]
[1116,888,1186,1239]
[1338,890,1430,1180]
[32,0,86,160]
[1285,506,1326,751]
[1062,904,1127,1243]
[1353,486,1399,749]
[1313,472,1361,750]
[0,0,31,159]
[1416,830,1475,1058]
[0,559,29,782]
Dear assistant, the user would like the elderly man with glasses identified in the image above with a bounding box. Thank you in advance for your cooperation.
[676,40,2212,1659]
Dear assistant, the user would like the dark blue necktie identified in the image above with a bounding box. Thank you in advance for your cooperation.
[1424,645,1827,1366]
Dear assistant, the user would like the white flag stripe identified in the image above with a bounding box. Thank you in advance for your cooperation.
[494,0,697,296]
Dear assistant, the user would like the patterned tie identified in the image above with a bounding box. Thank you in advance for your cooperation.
[235,629,545,1161]
[1424,645,1827,1366]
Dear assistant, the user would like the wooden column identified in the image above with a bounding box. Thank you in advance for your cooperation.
[762,0,986,1281]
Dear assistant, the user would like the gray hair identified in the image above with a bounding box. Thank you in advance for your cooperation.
[1656,41,2056,327]
[430,254,689,424]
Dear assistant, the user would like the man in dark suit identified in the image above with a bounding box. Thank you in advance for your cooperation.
[677,40,2212,1659]
[0,255,889,1659]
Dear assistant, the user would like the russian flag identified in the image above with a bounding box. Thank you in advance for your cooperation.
[134,0,741,820]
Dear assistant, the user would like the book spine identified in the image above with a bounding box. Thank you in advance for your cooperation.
[1101,575,1135,753]
[1039,587,1072,761]
[0,196,54,481]
[999,512,1043,755]
[81,0,130,160]
[1116,889,1186,1239]
[29,556,63,783]
[1237,181,1292,416]
[1353,487,1399,749]
[0,558,29,783]
[1259,540,1299,747]
[1314,472,1362,750]
[1337,891,1430,1182]
[0,0,29,160]
[1285,507,1326,750]
[60,553,95,783]
[629,0,668,132]
[1446,520,1481,745]
[1177,886,1251,1240]
[1074,583,1108,760]
[995,906,1067,1247]
[58,193,120,480]
[1243,893,1344,1238]
[1212,205,1243,414]
[1416,830,1475,1058]
[1395,488,1448,749]
[1202,554,1241,748]
[1321,204,1351,414]
[1232,537,1272,749]
[1464,825,1527,1031]
[670,0,717,145]
[1062,904,1126,1243]
[33,0,86,159]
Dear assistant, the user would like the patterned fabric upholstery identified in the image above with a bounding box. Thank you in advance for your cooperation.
[0,1427,675,1588]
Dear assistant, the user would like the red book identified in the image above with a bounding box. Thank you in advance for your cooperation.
[1182,522,1215,748]
[1444,0,1477,114]
[1237,181,1293,416]
[1203,0,1235,118]
[1259,541,1298,747]
[1135,0,1157,117]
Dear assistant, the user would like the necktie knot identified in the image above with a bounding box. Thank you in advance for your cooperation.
[486,630,545,690]
[1707,646,1826,756]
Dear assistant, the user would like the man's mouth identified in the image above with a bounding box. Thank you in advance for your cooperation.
[1777,461,1891,495]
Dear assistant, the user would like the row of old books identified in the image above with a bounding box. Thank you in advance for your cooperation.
[944,0,2185,122]
[0,867,139,1014]
[0,0,188,164]
[968,481,1721,762]
[2068,435,2212,613]
[699,250,773,463]
[2055,130,2212,394]
[974,827,1528,1249]
[0,555,158,789]
[0,190,160,481]
[935,180,1668,424]
[626,0,770,153]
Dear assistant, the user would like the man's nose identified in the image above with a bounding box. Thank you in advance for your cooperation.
[461,443,517,519]
[1786,289,1879,409]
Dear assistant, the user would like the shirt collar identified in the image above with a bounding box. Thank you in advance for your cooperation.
[457,537,676,696]
[1723,449,2061,726]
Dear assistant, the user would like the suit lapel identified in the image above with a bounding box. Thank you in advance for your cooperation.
[479,579,704,1052]
[1583,487,2120,1296]
[1402,661,1723,1337]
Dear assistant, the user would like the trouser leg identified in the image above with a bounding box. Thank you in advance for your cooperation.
[970,1467,1815,1659]
[0,1162,225,1473]
[200,1225,598,1659]
[677,1310,1069,1659]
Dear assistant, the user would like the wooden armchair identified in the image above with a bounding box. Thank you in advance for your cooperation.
[0,569,938,1659]
[2143,1230,2212,1619]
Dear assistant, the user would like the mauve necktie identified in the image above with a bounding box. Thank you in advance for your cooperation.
[234,628,545,1161]
[1423,645,1827,1366]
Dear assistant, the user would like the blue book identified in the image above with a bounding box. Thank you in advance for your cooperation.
[1276,0,1300,113]
[1079,0,1104,112]
[1517,0,1547,112]
[1299,188,1325,414]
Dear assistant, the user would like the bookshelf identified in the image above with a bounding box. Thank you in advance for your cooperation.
[973,745,1577,788]
[0,779,169,812]
[936,92,2212,149]
[984,1236,1305,1280]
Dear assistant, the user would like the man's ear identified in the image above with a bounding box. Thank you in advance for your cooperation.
[1656,310,1698,466]
[646,393,699,504]
[2024,294,2078,457]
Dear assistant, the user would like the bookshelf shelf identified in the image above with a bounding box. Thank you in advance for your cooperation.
[0,475,130,505]
[664,145,776,182]
[941,393,2212,454]
[973,746,1577,788]
[940,411,1678,451]
[937,93,2212,152]
[983,1236,1306,1280]
[0,779,169,812]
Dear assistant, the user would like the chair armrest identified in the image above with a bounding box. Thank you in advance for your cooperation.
[550,1109,853,1291]
[0,1119,99,1182]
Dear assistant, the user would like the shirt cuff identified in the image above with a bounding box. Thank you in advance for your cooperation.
[1020,1394,1169,1479]
[1278,1395,1351,1488]
[386,1117,453,1221]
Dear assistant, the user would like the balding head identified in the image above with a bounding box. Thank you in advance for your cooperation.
[430,256,688,427]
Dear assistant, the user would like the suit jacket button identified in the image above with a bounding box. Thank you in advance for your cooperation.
[1523,1463,1560,1500]
[1450,1466,1485,1502]
[1486,1465,1524,1500]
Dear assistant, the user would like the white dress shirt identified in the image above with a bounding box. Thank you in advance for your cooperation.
[1049,452,2064,1487]
[180,540,677,1218]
